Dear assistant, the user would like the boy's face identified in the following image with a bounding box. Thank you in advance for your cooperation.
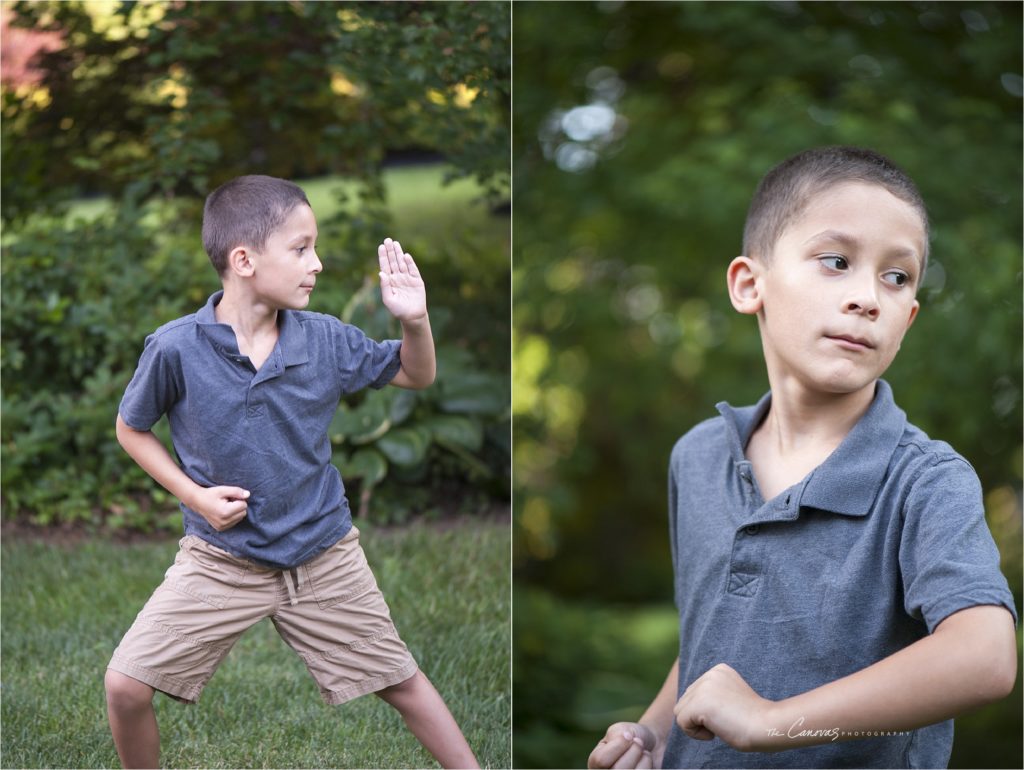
[249,203,322,310]
[744,182,924,397]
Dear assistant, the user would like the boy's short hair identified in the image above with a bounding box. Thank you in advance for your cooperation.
[742,146,930,267]
[202,175,311,275]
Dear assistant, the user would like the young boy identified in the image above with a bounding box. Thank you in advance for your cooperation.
[105,175,479,769]
[587,147,1017,769]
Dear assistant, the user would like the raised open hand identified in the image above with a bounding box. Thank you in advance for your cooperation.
[378,237,427,322]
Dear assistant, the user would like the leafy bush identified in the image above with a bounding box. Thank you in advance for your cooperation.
[1,196,508,529]
[1,200,215,526]
[1,1,510,528]
[2,1,509,223]
[329,279,509,522]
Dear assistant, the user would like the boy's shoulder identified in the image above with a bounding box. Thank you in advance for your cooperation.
[891,416,978,488]
[145,307,354,347]
[286,310,377,350]
[288,309,350,331]
[145,311,201,348]
[669,410,741,472]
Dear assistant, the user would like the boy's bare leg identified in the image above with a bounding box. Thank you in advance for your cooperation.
[375,670,480,769]
[105,669,160,769]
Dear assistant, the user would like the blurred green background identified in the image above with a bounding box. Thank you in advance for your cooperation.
[1,0,510,529]
[512,2,1022,768]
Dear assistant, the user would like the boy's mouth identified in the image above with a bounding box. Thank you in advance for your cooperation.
[826,334,873,350]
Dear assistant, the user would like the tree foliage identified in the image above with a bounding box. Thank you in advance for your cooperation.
[1,1,510,528]
[512,2,1021,767]
[2,0,509,220]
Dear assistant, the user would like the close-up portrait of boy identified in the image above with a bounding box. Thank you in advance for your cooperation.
[588,146,1017,769]
[511,5,1021,768]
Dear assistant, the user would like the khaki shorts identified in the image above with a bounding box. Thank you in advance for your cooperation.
[107,527,417,705]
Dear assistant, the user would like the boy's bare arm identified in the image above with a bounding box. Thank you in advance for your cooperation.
[115,414,250,531]
[674,604,1016,753]
[588,659,680,769]
[377,237,436,389]
[392,314,435,389]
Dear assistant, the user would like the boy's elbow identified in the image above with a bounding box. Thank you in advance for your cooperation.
[398,365,435,390]
[971,607,1018,701]
[988,629,1018,700]
[114,413,140,448]
[939,605,1018,703]
[409,375,435,391]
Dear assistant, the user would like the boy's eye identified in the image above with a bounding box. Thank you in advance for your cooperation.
[296,246,306,254]
[882,270,910,287]
[818,254,849,271]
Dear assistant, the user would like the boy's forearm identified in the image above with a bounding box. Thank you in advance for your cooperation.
[640,658,681,749]
[115,415,203,509]
[393,314,435,389]
[757,605,1016,751]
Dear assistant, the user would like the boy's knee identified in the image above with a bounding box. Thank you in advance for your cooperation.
[104,669,154,712]
[376,669,425,703]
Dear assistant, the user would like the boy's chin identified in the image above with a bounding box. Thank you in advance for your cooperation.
[275,294,312,311]
[808,368,884,396]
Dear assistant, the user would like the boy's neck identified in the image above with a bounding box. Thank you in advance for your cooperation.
[745,376,876,502]
[754,375,876,458]
[214,285,279,345]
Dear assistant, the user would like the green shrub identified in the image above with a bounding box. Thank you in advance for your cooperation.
[1,198,508,528]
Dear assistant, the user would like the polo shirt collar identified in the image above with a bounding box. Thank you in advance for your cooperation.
[717,379,906,517]
[196,291,309,367]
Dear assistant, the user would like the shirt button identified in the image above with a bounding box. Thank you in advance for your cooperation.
[743,524,760,535]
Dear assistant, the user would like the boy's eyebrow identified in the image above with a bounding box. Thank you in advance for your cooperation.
[803,229,919,262]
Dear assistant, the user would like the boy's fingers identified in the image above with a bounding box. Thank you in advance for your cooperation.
[611,740,645,769]
[378,239,390,272]
[636,751,654,769]
[392,240,408,273]
[403,253,420,277]
[588,734,629,768]
[226,500,248,516]
[385,238,400,273]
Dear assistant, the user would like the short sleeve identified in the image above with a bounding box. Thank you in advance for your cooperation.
[333,321,402,394]
[667,439,685,612]
[899,457,1018,633]
[119,334,182,430]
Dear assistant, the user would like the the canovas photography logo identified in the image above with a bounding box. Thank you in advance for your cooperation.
[767,717,911,742]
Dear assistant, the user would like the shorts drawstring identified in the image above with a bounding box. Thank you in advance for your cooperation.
[284,567,301,606]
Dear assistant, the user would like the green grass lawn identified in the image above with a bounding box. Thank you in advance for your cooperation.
[0,518,510,769]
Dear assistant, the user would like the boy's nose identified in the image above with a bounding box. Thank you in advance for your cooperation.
[310,251,323,274]
[843,288,880,318]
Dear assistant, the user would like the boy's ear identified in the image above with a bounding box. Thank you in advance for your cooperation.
[905,299,920,330]
[227,246,256,278]
[727,256,763,315]
[896,299,920,351]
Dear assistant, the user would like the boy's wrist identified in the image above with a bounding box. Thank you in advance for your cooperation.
[179,481,204,513]
[753,696,838,753]
[753,698,790,752]
[399,312,430,332]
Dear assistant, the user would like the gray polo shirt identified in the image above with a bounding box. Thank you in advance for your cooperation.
[119,291,402,569]
[661,379,1016,769]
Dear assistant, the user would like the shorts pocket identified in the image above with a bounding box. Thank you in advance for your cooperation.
[303,528,378,610]
[168,536,250,609]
